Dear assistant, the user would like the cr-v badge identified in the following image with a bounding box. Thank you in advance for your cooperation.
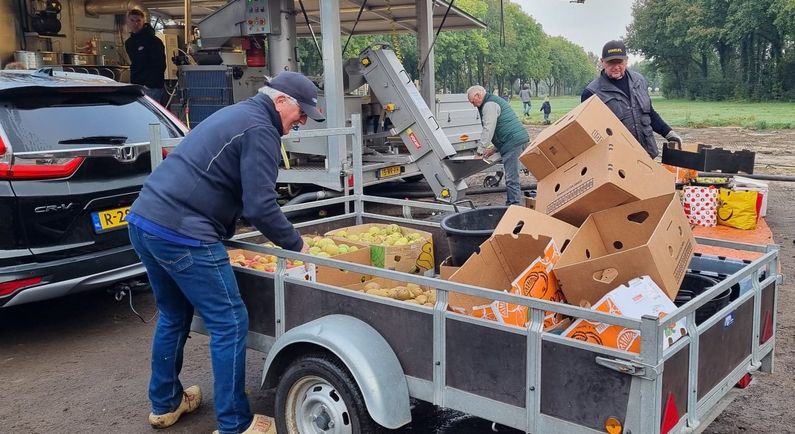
[34,203,76,213]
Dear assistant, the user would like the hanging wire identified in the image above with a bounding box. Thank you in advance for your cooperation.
[298,0,323,59]
[419,0,455,75]
[342,0,368,56]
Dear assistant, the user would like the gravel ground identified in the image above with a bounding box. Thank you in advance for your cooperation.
[1,127,793,434]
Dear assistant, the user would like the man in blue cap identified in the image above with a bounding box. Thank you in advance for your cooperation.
[126,71,324,434]
[582,40,681,159]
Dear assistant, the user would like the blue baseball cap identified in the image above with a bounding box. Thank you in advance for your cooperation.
[266,71,325,122]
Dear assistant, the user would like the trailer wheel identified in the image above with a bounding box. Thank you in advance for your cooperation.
[275,353,382,434]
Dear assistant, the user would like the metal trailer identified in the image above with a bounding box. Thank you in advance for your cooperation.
[148,121,782,434]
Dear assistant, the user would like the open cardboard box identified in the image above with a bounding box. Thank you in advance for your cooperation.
[447,207,577,314]
[227,248,316,281]
[520,96,647,179]
[315,247,373,286]
[535,136,675,226]
[563,276,687,353]
[326,223,434,273]
[554,193,695,307]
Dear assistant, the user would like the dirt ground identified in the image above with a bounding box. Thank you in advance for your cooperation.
[1,127,794,434]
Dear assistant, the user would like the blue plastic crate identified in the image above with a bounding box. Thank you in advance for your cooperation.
[188,105,227,128]
[183,70,229,89]
[185,87,232,105]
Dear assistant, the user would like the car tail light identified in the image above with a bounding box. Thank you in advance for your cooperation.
[0,134,83,181]
[0,276,43,297]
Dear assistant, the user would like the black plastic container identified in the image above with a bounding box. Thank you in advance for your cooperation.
[440,206,509,266]
[674,273,732,324]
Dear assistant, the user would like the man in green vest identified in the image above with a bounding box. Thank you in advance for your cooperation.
[467,85,530,205]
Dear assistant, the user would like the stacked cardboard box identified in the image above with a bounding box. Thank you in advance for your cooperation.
[442,96,695,351]
[520,96,676,226]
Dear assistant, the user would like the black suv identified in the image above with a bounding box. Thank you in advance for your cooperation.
[0,69,186,308]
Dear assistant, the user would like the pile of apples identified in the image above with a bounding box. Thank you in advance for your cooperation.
[229,242,304,273]
[360,281,437,307]
[331,224,425,247]
[302,236,360,257]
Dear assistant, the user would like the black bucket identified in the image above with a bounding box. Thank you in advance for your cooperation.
[440,206,508,266]
[674,272,732,324]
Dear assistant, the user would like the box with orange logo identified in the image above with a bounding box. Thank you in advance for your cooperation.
[448,207,577,318]
[470,239,568,329]
[563,276,687,353]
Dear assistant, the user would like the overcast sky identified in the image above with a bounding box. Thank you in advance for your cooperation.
[514,0,641,62]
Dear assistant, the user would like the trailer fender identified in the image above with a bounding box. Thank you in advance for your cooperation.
[261,314,411,429]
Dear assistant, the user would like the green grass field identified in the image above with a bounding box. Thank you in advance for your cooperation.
[509,96,794,129]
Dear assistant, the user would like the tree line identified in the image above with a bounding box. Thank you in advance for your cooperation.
[297,0,793,101]
[627,0,795,101]
[297,0,596,98]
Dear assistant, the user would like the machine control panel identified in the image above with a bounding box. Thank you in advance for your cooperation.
[244,0,273,34]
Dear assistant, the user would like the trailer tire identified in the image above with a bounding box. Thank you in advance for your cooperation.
[275,352,383,434]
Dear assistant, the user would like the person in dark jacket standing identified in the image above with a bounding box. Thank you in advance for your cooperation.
[126,71,324,434]
[582,40,681,159]
[125,9,166,102]
[540,96,552,124]
[467,85,530,205]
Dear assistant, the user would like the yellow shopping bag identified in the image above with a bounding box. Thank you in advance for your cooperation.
[717,189,758,230]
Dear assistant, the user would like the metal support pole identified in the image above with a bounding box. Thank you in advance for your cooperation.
[184,0,192,46]
[416,0,436,113]
[268,0,297,72]
[149,124,163,170]
[320,0,347,186]
[351,114,364,225]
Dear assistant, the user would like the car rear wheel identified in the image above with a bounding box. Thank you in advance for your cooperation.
[275,353,382,434]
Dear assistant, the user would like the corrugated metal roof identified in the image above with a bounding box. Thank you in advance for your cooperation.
[141,0,485,35]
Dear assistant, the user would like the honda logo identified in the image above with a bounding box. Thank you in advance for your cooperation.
[115,145,140,163]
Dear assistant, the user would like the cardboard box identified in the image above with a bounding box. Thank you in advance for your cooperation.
[326,223,434,273]
[554,193,695,307]
[520,96,646,177]
[227,248,316,281]
[315,247,373,286]
[448,233,553,313]
[563,276,687,353]
[535,137,676,226]
[470,239,568,329]
[447,208,577,314]
[494,206,578,252]
[439,256,459,280]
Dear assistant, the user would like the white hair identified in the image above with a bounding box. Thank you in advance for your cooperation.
[466,85,486,100]
[258,85,292,102]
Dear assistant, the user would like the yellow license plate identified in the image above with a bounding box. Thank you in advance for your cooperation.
[378,165,402,178]
[91,206,130,233]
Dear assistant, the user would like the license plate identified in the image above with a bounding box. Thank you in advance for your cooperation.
[91,206,130,233]
[378,165,402,179]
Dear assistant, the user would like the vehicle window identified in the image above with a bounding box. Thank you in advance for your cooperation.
[0,94,180,152]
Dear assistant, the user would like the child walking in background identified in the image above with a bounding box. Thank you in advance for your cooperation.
[540,97,552,125]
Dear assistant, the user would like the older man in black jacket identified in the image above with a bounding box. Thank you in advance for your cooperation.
[582,40,682,159]
[125,9,166,102]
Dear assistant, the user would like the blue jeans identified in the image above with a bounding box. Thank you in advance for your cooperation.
[522,101,531,116]
[544,112,550,122]
[128,224,252,434]
[501,143,527,205]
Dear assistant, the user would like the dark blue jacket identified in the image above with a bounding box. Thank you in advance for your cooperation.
[130,93,302,251]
